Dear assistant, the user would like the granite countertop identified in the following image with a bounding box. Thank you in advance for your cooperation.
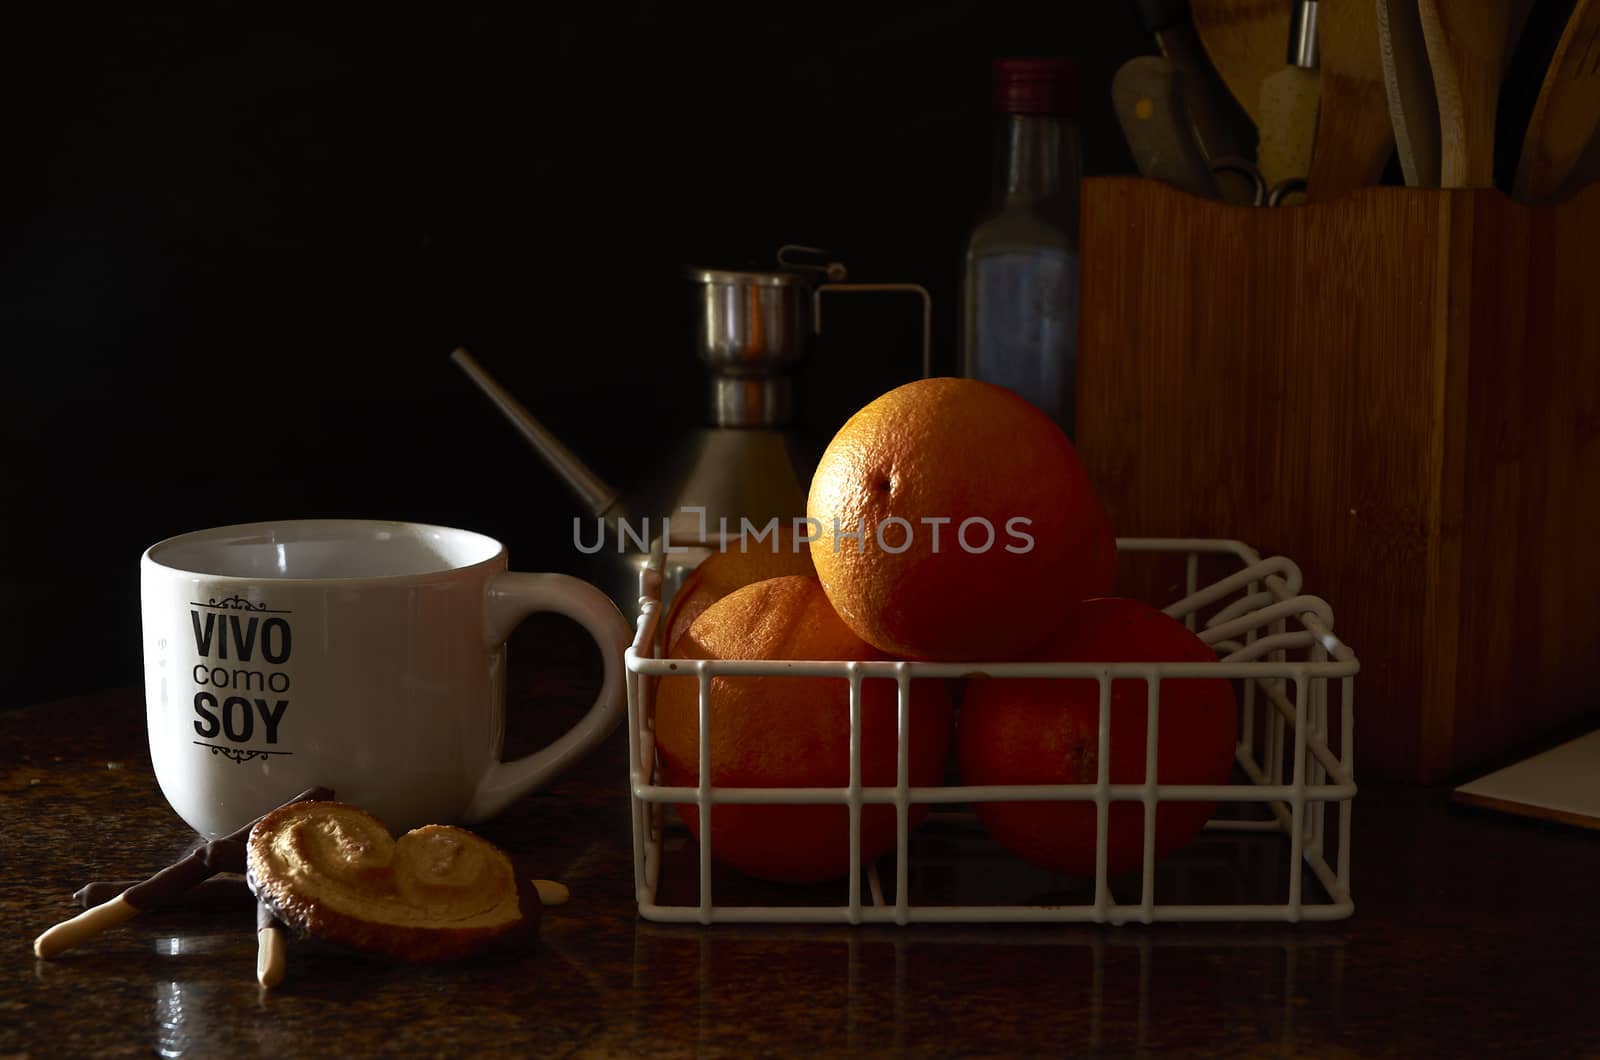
[4,635,1599,1058]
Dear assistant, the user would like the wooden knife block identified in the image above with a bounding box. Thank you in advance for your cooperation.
[1077,177,1600,783]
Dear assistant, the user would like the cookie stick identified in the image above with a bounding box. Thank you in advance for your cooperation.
[74,877,255,910]
[34,839,245,958]
[252,881,565,990]
[73,876,567,911]
[532,880,570,906]
[256,901,287,988]
[33,889,141,956]
[33,786,333,958]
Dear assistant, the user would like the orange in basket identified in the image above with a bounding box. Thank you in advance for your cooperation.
[661,529,815,655]
[958,597,1238,878]
[653,575,953,884]
[807,377,1116,661]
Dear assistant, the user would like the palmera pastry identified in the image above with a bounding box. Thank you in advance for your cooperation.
[247,801,543,963]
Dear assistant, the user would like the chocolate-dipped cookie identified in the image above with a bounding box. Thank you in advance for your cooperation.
[246,801,540,963]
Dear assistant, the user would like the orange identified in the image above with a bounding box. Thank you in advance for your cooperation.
[958,597,1237,878]
[807,377,1116,661]
[661,529,815,655]
[653,575,953,883]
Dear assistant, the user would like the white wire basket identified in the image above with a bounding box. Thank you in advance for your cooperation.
[624,537,1358,926]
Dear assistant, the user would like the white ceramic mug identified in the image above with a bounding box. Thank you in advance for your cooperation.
[140,519,632,838]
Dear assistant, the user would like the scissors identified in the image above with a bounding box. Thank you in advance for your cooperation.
[1209,156,1308,206]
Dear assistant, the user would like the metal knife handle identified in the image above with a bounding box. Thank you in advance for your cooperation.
[1289,0,1321,68]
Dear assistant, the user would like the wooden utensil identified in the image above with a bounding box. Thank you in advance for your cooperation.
[1113,56,1224,199]
[1418,0,1537,187]
[1494,0,1578,192]
[1307,0,1396,200]
[1513,0,1600,201]
[1190,0,1294,127]
[1377,0,1442,185]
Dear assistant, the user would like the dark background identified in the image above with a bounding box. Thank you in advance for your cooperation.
[2,5,1151,706]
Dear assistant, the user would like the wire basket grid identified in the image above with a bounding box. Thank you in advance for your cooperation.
[624,537,1358,926]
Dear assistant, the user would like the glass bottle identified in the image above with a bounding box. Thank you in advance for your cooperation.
[961,58,1083,435]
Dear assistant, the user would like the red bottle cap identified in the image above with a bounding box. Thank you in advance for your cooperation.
[992,57,1078,115]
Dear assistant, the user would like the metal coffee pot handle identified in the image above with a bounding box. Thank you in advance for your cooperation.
[777,245,933,379]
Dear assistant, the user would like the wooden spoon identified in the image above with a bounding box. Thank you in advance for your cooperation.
[1307,0,1396,200]
[1418,0,1537,187]
[1377,0,1442,186]
[1512,0,1600,200]
[1190,0,1294,128]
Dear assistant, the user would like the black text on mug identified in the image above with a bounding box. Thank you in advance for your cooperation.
[187,602,294,747]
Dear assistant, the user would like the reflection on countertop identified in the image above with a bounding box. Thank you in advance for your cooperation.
[4,682,1599,1058]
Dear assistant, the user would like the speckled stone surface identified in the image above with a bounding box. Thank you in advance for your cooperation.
[4,660,1600,1056]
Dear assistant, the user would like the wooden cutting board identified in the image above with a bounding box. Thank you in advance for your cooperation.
[1454,728,1600,830]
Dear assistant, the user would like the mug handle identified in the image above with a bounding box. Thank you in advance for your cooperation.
[462,571,632,822]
